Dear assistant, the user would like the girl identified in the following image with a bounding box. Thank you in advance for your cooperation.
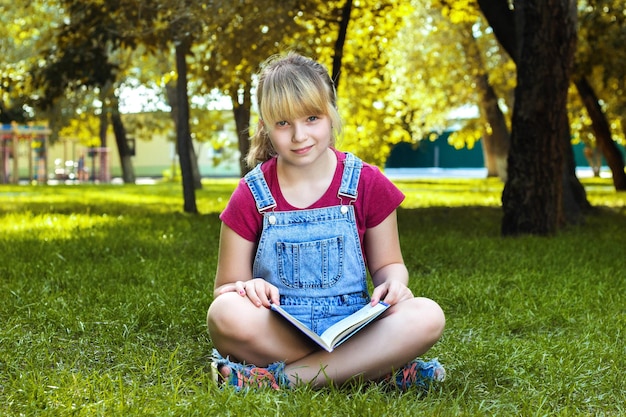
[207,52,446,391]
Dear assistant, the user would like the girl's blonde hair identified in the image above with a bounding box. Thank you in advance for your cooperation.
[246,52,342,167]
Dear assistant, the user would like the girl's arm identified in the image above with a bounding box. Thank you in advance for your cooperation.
[213,223,279,307]
[363,210,414,306]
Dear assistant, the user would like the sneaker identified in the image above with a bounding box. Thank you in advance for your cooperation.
[211,349,290,391]
[391,358,446,391]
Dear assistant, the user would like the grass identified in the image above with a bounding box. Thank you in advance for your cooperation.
[0,177,624,416]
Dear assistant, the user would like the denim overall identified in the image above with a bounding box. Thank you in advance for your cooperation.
[244,153,370,335]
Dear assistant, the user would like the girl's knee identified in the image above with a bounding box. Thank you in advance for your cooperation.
[207,294,244,337]
[207,293,266,344]
[411,297,446,339]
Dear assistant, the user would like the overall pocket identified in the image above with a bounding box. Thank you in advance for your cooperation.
[276,236,344,289]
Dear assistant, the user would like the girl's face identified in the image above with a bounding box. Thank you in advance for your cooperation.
[268,113,333,167]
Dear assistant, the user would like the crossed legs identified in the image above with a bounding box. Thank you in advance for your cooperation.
[207,292,445,388]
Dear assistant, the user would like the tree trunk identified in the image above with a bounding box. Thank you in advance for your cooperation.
[476,0,518,61]
[98,107,108,182]
[331,0,353,90]
[0,132,6,184]
[461,27,510,180]
[480,131,498,177]
[501,0,577,236]
[476,77,509,180]
[110,96,136,184]
[188,137,202,190]
[560,109,592,225]
[166,82,202,189]
[175,39,198,214]
[574,77,626,190]
[231,87,252,176]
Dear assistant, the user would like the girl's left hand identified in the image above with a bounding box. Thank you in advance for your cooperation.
[218,278,280,308]
[370,280,414,306]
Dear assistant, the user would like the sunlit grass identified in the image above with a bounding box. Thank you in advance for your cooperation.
[0,177,624,416]
[396,178,504,207]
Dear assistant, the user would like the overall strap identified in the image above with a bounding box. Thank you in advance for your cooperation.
[244,164,277,213]
[338,152,363,202]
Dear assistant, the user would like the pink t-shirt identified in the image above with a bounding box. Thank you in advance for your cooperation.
[220,149,405,249]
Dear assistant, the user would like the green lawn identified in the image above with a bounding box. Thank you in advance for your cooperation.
[0,177,624,416]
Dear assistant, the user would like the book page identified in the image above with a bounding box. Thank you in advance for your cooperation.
[271,301,389,352]
[270,304,331,350]
[319,302,389,348]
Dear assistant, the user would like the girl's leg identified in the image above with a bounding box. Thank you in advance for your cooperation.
[207,292,317,365]
[208,294,445,389]
[283,296,445,387]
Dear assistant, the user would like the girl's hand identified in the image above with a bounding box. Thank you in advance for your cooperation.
[370,280,414,306]
[217,278,280,308]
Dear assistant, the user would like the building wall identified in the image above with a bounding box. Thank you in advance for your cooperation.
[386,132,625,169]
[386,131,485,168]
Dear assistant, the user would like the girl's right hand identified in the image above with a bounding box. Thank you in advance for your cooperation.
[217,278,280,308]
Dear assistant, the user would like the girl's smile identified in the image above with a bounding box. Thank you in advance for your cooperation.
[292,145,314,155]
[269,114,333,167]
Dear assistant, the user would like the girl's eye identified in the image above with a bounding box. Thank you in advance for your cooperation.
[307,116,319,122]
[276,121,288,127]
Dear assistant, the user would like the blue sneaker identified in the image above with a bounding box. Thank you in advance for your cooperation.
[391,358,446,391]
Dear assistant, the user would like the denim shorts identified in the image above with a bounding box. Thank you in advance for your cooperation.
[279,292,370,335]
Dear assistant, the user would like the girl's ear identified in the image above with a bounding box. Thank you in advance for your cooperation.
[259,119,270,135]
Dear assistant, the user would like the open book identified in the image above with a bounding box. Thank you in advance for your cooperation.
[270,301,389,352]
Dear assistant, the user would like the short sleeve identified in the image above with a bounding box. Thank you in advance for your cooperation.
[357,164,405,229]
[219,178,263,242]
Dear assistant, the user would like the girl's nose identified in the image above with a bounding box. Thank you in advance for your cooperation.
[292,123,307,143]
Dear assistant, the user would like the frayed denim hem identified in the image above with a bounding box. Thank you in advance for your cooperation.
[211,348,290,391]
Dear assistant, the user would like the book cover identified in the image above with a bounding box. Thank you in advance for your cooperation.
[270,301,390,352]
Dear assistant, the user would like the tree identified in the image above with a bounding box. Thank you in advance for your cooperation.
[0,4,25,122]
[144,0,218,212]
[1,0,63,124]
[393,1,513,179]
[573,0,626,190]
[122,0,229,212]
[330,0,352,90]
[202,0,412,167]
[331,0,414,165]
[174,38,197,212]
[441,4,512,180]
[573,77,626,189]
[478,0,625,197]
[191,0,321,176]
[32,0,139,184]
[466,32,511,180]
[494,0,579,235]
[479,0,598,230]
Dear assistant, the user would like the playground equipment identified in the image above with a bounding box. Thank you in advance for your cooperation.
[0,123,110,184]
[0,123,51,184]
